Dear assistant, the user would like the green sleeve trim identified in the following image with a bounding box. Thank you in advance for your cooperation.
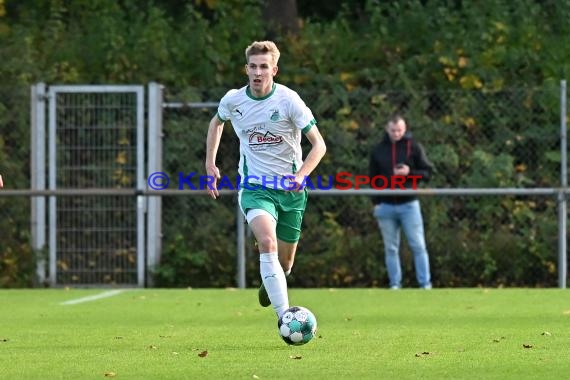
[216,112,226,122]
[302,119,317,134]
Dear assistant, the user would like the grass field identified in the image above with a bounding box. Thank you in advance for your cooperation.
[1,288,569,379]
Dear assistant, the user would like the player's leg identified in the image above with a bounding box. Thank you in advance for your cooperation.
[258,239,297,308]
[256,188,307,309]
[275,188,307,265]
[373,203,402,289]
[400,200,431,289]
[277,239,297,274]
[257,282,272,307]
[272,188,307,286]
[239,188,289,316]
[248,212,290,316]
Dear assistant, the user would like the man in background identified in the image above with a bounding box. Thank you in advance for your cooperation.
[369,114,434,289]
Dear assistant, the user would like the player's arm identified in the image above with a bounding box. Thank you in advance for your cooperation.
[292,126,327,188]
[205,114,225,199]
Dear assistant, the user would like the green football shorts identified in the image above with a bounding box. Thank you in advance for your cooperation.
[238,186,308,243]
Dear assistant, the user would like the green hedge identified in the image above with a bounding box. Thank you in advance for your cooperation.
[0,0,567,287]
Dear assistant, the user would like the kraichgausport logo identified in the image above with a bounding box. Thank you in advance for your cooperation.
[147,172,422,191]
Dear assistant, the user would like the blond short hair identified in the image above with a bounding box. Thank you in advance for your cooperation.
[245,41,280,65]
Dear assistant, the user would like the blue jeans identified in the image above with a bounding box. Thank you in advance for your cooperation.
[373,200,431,289]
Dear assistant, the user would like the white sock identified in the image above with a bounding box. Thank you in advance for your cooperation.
[260,252,289,317]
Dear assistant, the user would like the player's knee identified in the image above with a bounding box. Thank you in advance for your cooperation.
[281,261,293,273]
[257,235,278,252]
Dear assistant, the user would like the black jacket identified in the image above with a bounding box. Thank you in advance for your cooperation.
[368,132,434,205]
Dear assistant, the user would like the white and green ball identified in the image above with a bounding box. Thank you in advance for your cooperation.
[277,306,317,345]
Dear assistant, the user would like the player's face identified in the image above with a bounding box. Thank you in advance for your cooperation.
[386,119,406,142]
[245,54,278,97]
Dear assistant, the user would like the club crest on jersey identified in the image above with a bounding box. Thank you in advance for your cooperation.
[269,109,280,122]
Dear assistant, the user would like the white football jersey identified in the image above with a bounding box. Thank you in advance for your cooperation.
[217,83,316,189]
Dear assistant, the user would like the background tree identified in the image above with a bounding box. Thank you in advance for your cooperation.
[263,0,299,37]
[0,0,567,287]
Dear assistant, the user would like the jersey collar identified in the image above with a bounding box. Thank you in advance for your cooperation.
[246,83,276,100]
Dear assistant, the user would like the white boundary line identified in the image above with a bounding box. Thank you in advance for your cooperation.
[60,289,130,305]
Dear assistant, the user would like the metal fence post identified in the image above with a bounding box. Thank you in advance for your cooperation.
[147,82,164,287]
[559,79,567,289]
[30,83,46,285]
[237,203,246,288]
[136,87,146,287]
[47,85,57,286]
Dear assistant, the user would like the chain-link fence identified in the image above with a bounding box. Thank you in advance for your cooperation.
[48,87,144,286]
[156,83,565,288]
[0,83,566,288]
[0,85,35,287]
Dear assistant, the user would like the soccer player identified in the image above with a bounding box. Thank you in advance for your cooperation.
[205,40,326,318]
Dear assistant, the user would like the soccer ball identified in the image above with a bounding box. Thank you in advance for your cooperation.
[277,306,317,345]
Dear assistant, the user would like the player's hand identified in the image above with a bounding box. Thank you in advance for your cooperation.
[284,175,304,192]
[205,164,221,199]
[393,164,410,176]
[0,174,3,188]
